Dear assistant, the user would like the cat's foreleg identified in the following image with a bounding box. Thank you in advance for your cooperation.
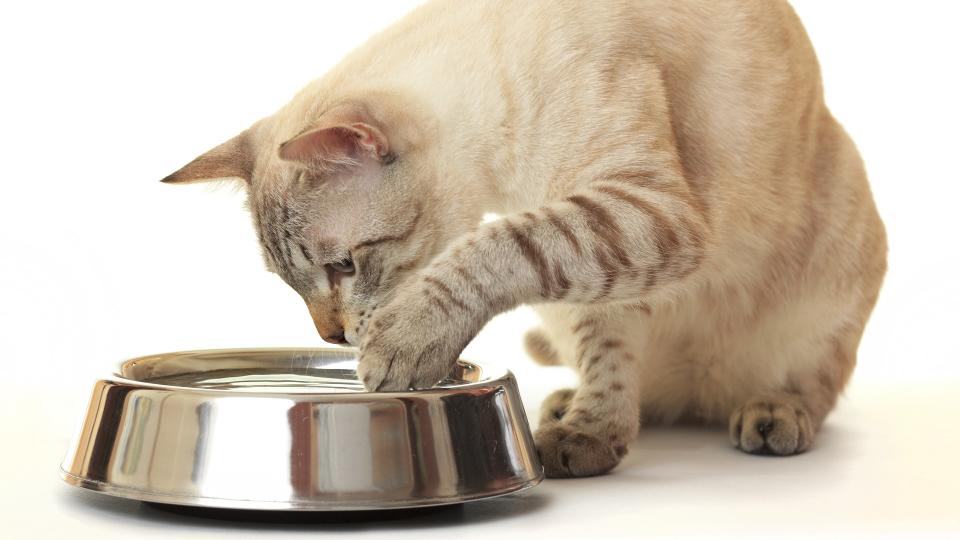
[535,313,645,477]
[358,173,706,391]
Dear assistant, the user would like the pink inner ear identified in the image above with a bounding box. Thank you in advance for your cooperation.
[350,123,387,155]
[279,122,389,168]
[278,126,357,165]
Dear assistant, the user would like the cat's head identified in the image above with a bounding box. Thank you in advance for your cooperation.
[162,97,477,345]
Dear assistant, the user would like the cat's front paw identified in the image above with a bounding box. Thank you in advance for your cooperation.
[534,423,624,478]
[357,279,478,392]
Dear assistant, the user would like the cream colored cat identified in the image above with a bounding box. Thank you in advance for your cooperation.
[163,0,886,477]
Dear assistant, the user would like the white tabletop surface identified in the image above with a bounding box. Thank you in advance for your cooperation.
[3,312,958,539]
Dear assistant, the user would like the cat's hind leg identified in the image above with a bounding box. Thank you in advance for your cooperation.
[535,316,642,478]
[524,328,561,366]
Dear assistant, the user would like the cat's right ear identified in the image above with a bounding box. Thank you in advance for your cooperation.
[161,132,254,184]
[277,105,392,172]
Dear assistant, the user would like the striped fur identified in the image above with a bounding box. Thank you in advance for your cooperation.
[163,0,887,478]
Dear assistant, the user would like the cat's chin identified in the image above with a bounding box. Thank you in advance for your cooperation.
[343,330,361,348]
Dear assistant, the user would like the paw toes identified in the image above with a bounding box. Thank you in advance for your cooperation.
[539,388,576,425]
[534,424,622,478]
[729,408,744,447]
[730,399,814,456]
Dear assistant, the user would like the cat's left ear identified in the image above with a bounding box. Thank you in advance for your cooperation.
[161,131,254,184]
[277,106,392,170]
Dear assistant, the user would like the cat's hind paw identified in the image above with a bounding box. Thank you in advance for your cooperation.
[538,388,576,425]
[729,397,814,456]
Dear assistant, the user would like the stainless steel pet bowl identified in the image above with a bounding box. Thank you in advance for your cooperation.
[61,348,543,510]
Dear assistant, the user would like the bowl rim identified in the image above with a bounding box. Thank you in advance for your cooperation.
[104,347,513,400]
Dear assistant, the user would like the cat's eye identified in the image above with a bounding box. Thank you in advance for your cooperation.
[328,256,355,275]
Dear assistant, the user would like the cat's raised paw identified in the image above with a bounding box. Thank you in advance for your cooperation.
[534,423,622,478]
[357,332,455,392]
[729,397,814,456]
[357,280,477,392]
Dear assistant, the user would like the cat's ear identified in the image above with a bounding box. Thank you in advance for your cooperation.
[278,109,391,170]
[161,132,255,184]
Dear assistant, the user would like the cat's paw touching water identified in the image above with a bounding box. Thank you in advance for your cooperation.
[356,278,480,392]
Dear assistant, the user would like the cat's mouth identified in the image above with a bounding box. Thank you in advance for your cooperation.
[344,323,365,347]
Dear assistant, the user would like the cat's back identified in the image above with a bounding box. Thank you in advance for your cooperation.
[325,0,817,123]
[380,0,822,146]
[323,0,839,209]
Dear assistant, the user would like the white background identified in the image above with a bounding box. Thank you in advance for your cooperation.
[1,1,958,538]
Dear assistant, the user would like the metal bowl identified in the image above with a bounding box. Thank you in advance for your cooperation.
[61,348,543,511]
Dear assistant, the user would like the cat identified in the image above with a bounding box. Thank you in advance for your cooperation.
[162,0,886,478]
